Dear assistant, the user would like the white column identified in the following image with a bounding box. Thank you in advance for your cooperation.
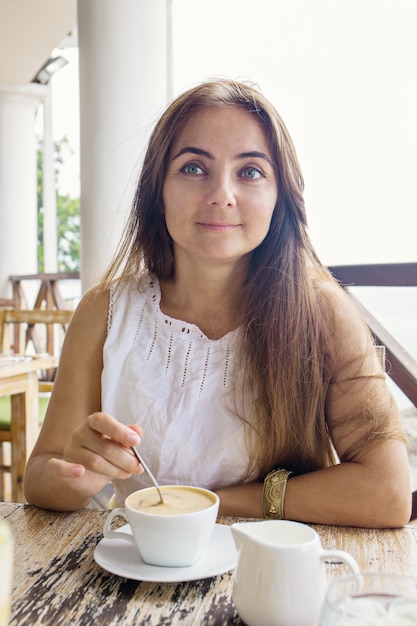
[77,0,169,291]
[42,82,58,273]
[0,84,46,298]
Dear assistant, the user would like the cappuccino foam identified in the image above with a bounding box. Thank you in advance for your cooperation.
[128,486,215,515]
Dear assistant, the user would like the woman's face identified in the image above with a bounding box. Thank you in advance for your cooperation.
[162,105,278,273]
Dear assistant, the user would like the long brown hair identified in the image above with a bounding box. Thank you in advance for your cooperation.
[100,80,388,478]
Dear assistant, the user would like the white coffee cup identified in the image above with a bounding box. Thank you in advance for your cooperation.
[103,485,219,567]
[231,520,360,626]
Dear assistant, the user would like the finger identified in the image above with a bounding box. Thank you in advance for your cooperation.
[87,412,142,448]
[128,424,143,439]
[64,440,136,479]
[47,458,111,499]
[65,428,143,479]
[48,457,86,479]
[63,413,144,479]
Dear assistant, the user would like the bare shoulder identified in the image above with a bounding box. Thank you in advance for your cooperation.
[58,285,111,373]
[49,285,111,417]
[66,285,110,340]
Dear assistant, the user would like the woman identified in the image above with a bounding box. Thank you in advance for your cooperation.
[24,79,411,526]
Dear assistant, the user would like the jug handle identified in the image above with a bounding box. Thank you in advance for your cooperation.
[321,549,361,578]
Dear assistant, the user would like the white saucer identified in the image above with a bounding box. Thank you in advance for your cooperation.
[94,523,237,582]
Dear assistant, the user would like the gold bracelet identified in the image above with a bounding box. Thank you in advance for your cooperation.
[262,468,294,519]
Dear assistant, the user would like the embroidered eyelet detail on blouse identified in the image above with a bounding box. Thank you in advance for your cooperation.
[121,277,243,394]
[108,284,116,332]
[147,319,158,360]
[148,279,209,341]
[181,342,192,387]
[199,345,211,396]
[133,304,146,343]
[224,344,231,387]
[166,334,173,374]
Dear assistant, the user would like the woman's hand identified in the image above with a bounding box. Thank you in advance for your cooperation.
[46,412,144,500]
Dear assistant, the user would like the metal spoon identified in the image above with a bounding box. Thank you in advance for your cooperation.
[131,445,165,505]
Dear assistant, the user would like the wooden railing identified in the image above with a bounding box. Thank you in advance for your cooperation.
[9,272,80,310]
[1,273,79,370]
[328,263,417,407]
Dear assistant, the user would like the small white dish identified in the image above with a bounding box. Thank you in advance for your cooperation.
[94,523,237,582]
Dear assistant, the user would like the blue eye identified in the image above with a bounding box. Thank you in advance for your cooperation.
[181,163,205,175]
[241,167,262,180]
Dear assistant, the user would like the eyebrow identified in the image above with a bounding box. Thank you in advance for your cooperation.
[172,146,274,167]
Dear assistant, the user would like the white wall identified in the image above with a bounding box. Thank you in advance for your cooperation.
[172,0,417,266]
[52,1,417,267]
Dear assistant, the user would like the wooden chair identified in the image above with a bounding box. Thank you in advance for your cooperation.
[0,309,73,500]
[0,308,73,389]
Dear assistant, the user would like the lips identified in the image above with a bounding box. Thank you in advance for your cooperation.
[197,222,240,231]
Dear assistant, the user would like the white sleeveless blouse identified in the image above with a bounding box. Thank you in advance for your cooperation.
[102,276,256,506]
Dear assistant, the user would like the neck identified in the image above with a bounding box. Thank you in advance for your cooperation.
[160,261,247,339]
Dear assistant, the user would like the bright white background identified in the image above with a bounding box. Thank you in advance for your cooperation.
[50,0,417,267]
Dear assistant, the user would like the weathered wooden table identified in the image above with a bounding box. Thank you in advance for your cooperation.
[1,503,417,625]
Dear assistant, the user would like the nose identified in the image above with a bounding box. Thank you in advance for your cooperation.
[206,174,236,208]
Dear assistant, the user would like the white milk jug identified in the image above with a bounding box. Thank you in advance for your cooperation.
[231,520,360,626]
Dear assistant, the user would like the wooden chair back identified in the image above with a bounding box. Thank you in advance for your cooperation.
[0,308,73,390]
[0,309,73,356]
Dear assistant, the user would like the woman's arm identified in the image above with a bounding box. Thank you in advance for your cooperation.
[217,287,412,527]
[217,436,410,527]
[24,287,142,511]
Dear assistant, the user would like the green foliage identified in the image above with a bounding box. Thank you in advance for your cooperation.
[37,137,80,271]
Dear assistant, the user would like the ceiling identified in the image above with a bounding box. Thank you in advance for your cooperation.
[0,0,77,85]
